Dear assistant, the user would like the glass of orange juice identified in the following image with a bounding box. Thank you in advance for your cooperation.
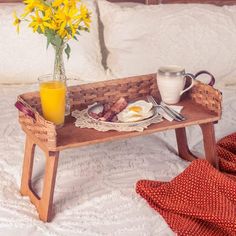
[38,75,66,128]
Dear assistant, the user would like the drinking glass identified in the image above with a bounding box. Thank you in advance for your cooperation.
[38,75,66,128]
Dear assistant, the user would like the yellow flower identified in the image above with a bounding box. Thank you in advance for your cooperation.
[22,0,42,17]
[66,0,81,8]
[55,6,79,37]
[29,10,52,33]
[78,4,91,28]
[13,11,21,33]
[58,28,71,39]
[13,0,91,52]
[52,0,64,8]
[53,0,80,8]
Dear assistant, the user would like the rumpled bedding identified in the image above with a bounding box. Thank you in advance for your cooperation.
[0,84,235,236]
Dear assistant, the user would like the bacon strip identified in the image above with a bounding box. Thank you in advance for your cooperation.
[100,110,115,121]
[110,97,128,113]
[100,97,128,121]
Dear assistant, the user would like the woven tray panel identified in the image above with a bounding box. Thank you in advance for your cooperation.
[69,74,160,110]
[189,81,222,116]
[17,96,57,149]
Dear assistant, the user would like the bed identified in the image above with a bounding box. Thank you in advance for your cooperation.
[0,0,236,235]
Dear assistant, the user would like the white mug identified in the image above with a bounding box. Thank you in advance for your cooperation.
[156,65,195,104]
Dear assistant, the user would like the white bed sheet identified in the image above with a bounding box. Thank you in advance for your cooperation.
[0,84,235,236]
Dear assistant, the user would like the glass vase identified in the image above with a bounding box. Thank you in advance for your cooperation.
[53,44,70,116]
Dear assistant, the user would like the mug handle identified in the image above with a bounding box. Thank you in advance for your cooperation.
[180,73,195,96]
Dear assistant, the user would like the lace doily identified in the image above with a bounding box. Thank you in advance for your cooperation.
[71,107,163,132]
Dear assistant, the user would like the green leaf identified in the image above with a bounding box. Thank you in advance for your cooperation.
[65,27,72,36]
[45,29,54,49]
[42,0,51,7]
[37,27,43,34]
[65,44,71,60]
[53,35,63,48]
[73,35,78,41]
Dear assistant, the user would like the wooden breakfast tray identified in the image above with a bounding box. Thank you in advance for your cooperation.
[16,74,222,222]
[17,74,222,151]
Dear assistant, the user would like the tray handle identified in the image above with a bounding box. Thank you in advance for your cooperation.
[15,100,36,121]
[194,70,215,87]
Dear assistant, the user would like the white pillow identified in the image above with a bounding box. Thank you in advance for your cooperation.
[0,1,107,84]
[98,0,236,87]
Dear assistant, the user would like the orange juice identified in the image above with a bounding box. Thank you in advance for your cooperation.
[39,80,66,126]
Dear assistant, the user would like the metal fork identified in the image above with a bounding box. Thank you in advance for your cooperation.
[160,101,186,121]
[147,95,185,122]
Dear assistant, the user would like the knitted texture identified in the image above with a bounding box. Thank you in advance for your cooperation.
[136,133,236,236]
[217,133,236,175]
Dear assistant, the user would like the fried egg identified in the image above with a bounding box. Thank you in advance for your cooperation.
[117,100,153,122]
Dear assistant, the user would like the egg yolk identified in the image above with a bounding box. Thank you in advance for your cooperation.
[129,106,142,113]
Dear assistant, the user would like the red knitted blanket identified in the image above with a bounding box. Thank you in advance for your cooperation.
[136,133,236,236]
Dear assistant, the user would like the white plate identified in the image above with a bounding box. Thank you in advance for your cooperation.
[87,103,162,126]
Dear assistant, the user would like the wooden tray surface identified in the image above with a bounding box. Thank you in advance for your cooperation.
[56,98,220,150]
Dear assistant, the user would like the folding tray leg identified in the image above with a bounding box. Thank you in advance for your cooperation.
[20,135,36,196]
[175,124,218,169]
[200,122,219,169]
[175,127,197,162]
[39,150,59,222]
[20,135,59,222]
